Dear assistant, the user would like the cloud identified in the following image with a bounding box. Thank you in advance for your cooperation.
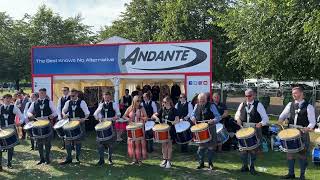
[0,0,131,32]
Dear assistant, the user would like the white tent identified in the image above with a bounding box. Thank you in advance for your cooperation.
[98,36,133,44]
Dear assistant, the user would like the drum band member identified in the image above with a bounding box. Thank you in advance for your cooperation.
[175,93,193,153]
[60,89,90,165]
[142,92,157,153]
[27,88,57,165]
[152,96,179,169]
[93,92,120,166]
[23,93,39,150]
[57,87,70,150]
[14,90,29,140]
[235,88,269,175]
[0,94,24,170]
[123,95,148,165]
[278,86,315,180]
[191,93,221,170]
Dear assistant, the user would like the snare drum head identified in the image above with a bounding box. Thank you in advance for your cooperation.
[63,120,80,130]
[126,122,143,130]
[236,127,255,138]
[23,121,34,130]
[0,128,15,138]
[278,128,300,140]
[153,123,170,131]
[54,119,69,129]
[33,120,50,127]
[175,121,190,133]
[145,121,155,131]
[117,118,128,123]
[95,121,112,130]
[216,123,224,133]
[191,123,208,132]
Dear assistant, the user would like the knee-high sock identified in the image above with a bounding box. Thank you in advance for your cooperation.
[299,159,308,177]
[208,149,214,164]
[66,144,72,161]
[288,159,295,175]
[38,143,45,161]
[197,148,205,165]
[250,153,256,168]
[240,152,248,167]
[108,145,113,161]
[98,145,104,161]
[7,148,14,164]
[0,151,2,166]
[75,143,81,159]
[45,141,51,162]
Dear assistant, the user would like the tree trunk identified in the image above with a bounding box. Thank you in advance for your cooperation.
[15,79,20,90]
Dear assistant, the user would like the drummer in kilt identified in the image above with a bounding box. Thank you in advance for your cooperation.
[191,93,221,170]
[152,96,179,169]
[278,86,315,180]
[0,94,24,170]
[235,88,269,175]
[60,89,90,165]
[23,93,39,150]
[175,93,193,153]
[93,92,120,166]
[27,88,57,165]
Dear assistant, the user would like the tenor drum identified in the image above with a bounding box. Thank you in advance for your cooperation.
[63,120,83,141]
[32,120,52,139]
[153,124,170,143]
[278,128,304,153]
[0,128,19,150]
[191,123,211,144]
[126,122,144,141]
[95,121,114,142]
[236,127,260,151]
[175,121,192,144]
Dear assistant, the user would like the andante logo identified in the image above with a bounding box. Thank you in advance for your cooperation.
[121,45,207,71]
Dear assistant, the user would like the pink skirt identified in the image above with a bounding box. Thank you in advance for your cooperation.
[128,139,147,160]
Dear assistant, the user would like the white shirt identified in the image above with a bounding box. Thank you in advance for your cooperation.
[234,101,269,126]
[57,96,69,120]
[174,101,193,118]
[62,99,90,119]
[27,98,57,118]
[279,100,316,129]
[1,104,24,124]
[23,101,32,122]
[141,101,157,114]
[93,101,121,120]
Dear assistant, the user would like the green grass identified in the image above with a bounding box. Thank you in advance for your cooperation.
[0,130,319,180]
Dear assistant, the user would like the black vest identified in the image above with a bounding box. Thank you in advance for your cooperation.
[60,96,70,111]
[176,101,189,119]
[101,102,116,118]
[160,107,176,126]
[67,100,85,118]
[0,105,15,127]
[239,100,262,123]
[195,102,215,122]
[34,99,52,118]
[143,101,154,118]
[123,95,132,107]
[288,101,309,127]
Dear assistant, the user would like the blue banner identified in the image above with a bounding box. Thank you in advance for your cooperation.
[33,45,120,74]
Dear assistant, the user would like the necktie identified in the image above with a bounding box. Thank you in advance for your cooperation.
[248,103,251,109]
[294,103,299,109]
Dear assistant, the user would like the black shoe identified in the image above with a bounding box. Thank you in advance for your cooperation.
[250,166,257,175]
[37,160,45,165]
[7,163,12,169]
[0,166,3,171]
[75,156,80,164]
[31,147,35,151]
[108,160,113,165]
[59,159,72,165]
[196,163,205,169]
[96,160,105,166]
[45,159,51,165]
[241,165,249,172]
[209,163,214,170]
[299,175,305,180]
[281,174,295,179]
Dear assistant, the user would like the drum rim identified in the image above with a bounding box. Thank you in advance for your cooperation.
[95,121,112,131]
[116,118,128,123]
[65,132,83,141]
[33,120,50,128]
[175,121,191,133]
[193,137,212,144]
[235,127,256,139]
[278,129,301,140]
[126,122,144,130]
[54,119,69,129]
[23,121,34,130]
[152,124,170,131]
[0,128,16,139]
[63,121,81,130]
[0,139,19,150]
[190,123,208,132]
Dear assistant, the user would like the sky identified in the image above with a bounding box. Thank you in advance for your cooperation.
[0,0,131,32]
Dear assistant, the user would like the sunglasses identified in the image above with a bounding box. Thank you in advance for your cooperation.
[70,95,75,97]
[245,95,252,97]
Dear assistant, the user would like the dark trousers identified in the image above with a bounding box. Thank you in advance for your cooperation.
[37,137,52,162]
[65,140,81,161]
[0,148,14,166]
[146,140,154,153]
[180,144,188,153]
[98,143,113,162]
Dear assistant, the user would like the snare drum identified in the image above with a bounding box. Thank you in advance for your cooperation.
[0,128,19,150]
[32,120,52,139]
[216,123,229,144]
[175,121,192,144]
[95,121,114,142]
[53,119,69,138]
[191,123,211,144]
[126,122,144,141]
[153,124,170,143]
[23,121,34,138]
[278,128,304,153]
[145,121,155,140]
[115,118,128,130]
[236,127,260,151]
[63,120,83,141]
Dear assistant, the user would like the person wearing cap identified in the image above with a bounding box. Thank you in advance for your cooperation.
[234,88,269,175]
[278,86,315,180]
